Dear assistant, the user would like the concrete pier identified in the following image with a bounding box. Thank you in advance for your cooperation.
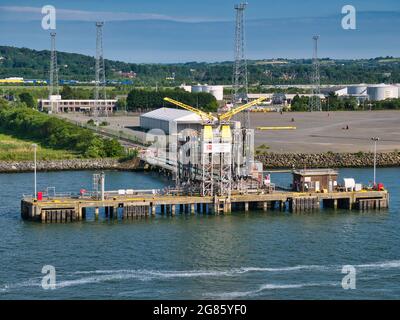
[21,190,389,223]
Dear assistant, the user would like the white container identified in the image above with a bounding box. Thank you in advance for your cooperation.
[343,178,356,191]
[355,184,362,192]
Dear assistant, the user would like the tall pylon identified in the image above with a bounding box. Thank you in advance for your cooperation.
[309,35,322,112]
[94,21,107,117]
[49,32,59,97]
[232,2,249,128]
[49,32,59,113]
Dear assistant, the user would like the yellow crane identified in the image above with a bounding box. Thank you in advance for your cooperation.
[163,96,296,140]
[163,97,216,123]
[163,97,266,123]
[164,97,267,141]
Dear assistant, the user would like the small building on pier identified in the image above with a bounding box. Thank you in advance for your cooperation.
[293,169,338,192]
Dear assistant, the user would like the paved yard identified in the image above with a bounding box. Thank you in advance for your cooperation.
[59,111,400,154]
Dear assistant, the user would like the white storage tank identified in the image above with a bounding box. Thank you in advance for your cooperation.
[367,84,398,101]
[191,85,224,101]
[191,85,204,93]
[180,85,192,93]
[207,85,224,101]
[348,85,367,95]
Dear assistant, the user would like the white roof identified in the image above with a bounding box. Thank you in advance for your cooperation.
[140,107,203,123]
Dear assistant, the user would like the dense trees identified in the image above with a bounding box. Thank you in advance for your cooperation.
[0,104,125,158]
[60,85,94,99]
[18,92,35,108]
[372,99,400,110]
[290,95,310,111]
[290,93,400,111]
[126,88,218,112]
[3,46,400,86]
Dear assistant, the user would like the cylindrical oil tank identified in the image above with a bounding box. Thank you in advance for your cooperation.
[191,85,204,93]
[207,85,224,101]
[191,85,224,100]
[367,84,398,101]
[348,85,367,95]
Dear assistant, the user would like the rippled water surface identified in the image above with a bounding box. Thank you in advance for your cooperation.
[0,168,399,299]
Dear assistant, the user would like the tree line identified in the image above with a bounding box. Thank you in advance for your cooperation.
[3,46,400,86]
[126,88,219,112]
[290,93,400,111]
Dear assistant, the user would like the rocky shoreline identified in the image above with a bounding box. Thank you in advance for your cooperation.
[0,158,142,173]
[0,152,399,173]
[256,152,400,169]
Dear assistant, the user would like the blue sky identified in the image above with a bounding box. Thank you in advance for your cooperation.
[0,0,400,62]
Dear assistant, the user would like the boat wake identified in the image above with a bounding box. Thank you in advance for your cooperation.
[1,259,399,293]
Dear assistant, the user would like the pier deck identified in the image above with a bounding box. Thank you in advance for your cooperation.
[21,189,389,223]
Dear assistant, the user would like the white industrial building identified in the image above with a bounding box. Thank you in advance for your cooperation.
[347,84,368,95]
[140,107,203,135]
[39,95,117,113]
[180,84,224,101]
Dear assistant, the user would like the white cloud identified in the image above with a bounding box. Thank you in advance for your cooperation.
[0,5,221,23]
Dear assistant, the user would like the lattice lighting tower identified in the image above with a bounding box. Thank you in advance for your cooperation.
[94,21,107,117]
[309,35,322,112]
[232,3,249,128]
[49,32,59,97]
[49,32,59,113]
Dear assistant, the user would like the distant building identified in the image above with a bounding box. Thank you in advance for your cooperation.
[320,86,348,96]
[39,96,117,113]
[180,84,224,101]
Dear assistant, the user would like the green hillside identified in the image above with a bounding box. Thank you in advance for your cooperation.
[1,46,400,86]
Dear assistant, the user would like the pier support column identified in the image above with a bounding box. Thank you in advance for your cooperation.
[109,206,114,218]
[244,202,249,212]
[190,204,195,215]
[263,202,268,212]
[95,207,99,219]
[77,207,82,220]
[171,205,176,216]
[81,207,87,220]
[333,199,338,210]
[225,202,232,214]
[151,205,156,216]
[209,204,215,215]
[41,209,46,223]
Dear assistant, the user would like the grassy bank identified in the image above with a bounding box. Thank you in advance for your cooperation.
[0,101,126,160]
[0,132,78,161]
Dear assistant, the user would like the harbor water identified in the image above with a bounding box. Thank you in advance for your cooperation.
[0,168,399,299]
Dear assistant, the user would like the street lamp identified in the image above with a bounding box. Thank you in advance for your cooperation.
[32,144,37,199]
[371,137,380,186]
